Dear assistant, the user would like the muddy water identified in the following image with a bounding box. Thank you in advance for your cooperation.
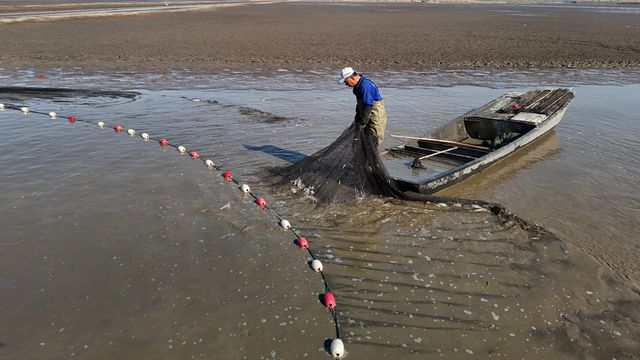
[0,71,639,359]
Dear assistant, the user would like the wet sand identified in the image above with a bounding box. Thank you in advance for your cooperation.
[1,2,639,71]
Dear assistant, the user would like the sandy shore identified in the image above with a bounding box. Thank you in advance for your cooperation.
[0,2,639,71]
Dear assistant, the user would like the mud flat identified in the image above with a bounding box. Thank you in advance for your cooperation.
[0,2,639,71]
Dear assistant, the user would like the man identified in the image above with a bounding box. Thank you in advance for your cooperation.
[339,67,387,145]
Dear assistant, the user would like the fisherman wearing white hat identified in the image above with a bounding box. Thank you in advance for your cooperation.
[339,67,387,145]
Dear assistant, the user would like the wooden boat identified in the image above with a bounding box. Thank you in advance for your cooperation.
[386,88,574,194]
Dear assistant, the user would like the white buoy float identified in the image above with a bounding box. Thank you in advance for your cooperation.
[279,219,291,229]
[141,133,150,141]
[0,103,5,110]
[205,159,214,168]
[177,146,186,154]
[330,339,345,359]
[239,184,250,194]
[21,107,29,113]
[48,112,57,119]
[127,129,136,136]
[97,121,106,128]
[311,259,323,272]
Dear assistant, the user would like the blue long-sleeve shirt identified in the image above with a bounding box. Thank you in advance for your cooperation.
[353,75,383,107]
[353,75,382,125]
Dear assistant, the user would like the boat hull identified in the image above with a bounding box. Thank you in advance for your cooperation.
[415,107,567,194]
[390,88,574,194]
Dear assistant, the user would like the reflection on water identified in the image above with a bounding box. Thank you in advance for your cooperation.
[442,131,562,196]
[0,78,639,359]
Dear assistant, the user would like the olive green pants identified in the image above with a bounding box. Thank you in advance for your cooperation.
[368,100,387,145]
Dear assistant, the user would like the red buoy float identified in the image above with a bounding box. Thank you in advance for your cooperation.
[189,151,199,159]
[68,115,76,124]
[256,197,266,207]
[511,103,521,110]
[159,138,168,146]
[323,291,336,309]
[113,124,123,132]
[295,237,308,249]
[222,170,232,181]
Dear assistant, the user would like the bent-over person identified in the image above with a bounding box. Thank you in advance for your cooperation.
[339,67,387,145]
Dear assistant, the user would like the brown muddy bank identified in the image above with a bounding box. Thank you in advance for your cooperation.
[0,2,639,71]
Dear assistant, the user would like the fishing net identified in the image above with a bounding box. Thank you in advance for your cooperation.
[274,122,402,203]
[274,121,544,232]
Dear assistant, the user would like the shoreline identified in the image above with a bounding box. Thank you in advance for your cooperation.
[4,68,640,92]
[1,2,639,72]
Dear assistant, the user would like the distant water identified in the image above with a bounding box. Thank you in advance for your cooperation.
[1,69,639,359]
[0,0,239,23]
[0,0,213,4]
[2,1,640,24]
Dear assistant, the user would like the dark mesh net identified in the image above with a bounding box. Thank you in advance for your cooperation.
[275,123,403,203]
[274,121,548,234]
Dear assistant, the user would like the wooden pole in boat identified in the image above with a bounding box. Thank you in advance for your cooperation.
[390,134,491,151]
[416,146,458,160]
[411,146,458,169]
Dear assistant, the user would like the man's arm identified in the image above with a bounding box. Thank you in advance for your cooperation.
[354,105,361,124]
[358,105,373,129]
[357,84,375,128]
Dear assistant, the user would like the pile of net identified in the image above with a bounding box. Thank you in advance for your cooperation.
[275,123,402,202]
[274,122,545,233]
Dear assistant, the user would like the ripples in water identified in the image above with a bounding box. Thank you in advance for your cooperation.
[0,80,639,359]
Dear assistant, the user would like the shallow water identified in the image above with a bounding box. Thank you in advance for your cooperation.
[1,70,639,359]
[0,1,237,24]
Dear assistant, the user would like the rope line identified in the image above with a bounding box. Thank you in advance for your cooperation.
[0,102,346,359]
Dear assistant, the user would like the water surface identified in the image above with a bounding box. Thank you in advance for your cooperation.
[1,70,639,359]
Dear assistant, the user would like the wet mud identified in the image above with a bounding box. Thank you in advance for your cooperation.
[0,86,138,101]
[1,2,639,71]
[183,97,299,124]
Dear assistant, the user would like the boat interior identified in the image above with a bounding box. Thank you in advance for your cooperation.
[385,88,574,184]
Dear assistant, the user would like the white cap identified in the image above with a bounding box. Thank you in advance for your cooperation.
[339,67,355,83]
